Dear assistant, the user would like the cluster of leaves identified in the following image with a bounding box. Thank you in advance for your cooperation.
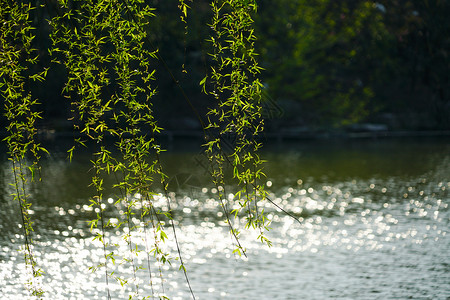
[0,2,48,297]
[49,0,190,298]
[2,0,272,299]
[202,0,271,255]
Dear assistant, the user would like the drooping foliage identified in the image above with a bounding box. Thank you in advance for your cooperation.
[202,0,270,253]
[3,1,448,134]
[0,2,47,296]
[48,1,176,297]
[1,0,270,299]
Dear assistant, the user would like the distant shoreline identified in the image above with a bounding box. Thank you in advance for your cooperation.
[1,129,449,142]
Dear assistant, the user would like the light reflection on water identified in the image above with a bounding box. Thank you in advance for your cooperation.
[0,139,449,299]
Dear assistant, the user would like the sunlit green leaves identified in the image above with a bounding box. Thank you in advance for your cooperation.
[1,1,47,296]
[4,0,272,298]
[203,0,270,254]
[47,0,170,297]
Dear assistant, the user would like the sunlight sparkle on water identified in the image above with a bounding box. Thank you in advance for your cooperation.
[1,147,449,299]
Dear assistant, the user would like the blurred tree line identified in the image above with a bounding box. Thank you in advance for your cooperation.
[2,0,449,133]
[255,0,449,130]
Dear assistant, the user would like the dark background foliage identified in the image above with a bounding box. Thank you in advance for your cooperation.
[1,0,449,134]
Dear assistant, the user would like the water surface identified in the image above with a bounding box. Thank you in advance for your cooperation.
[0,138,449,299]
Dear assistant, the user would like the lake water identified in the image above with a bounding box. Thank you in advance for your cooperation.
[0,137,449,299]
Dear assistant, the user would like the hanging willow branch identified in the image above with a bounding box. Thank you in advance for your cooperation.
[2,0,283,299]
[202,0,272,254]
[0,1,48,297]
[49,0,195,298]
